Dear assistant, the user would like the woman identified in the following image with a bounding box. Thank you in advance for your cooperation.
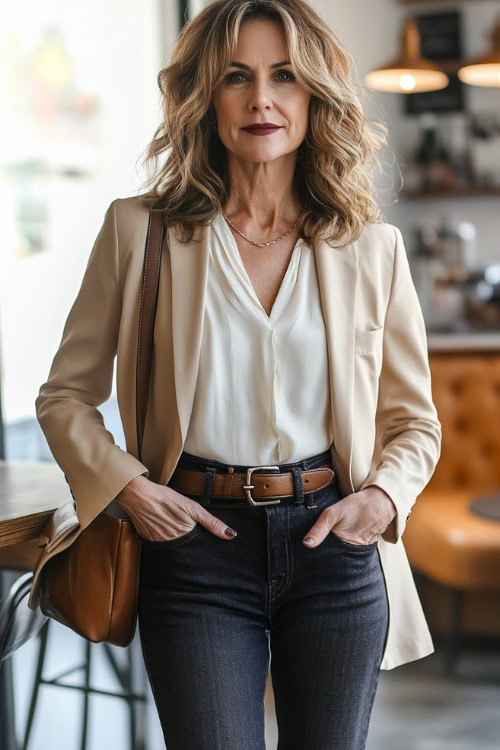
[29,1,442,748]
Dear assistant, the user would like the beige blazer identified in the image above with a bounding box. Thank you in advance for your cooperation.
[28,196,442,671]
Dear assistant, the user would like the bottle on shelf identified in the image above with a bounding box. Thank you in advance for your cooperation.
[447,115,473,189]
[436,215,468,282]
[456,220,477,271]
[414,114,439,190]
[469,111,500,187]
[410,114,457,193]
[434,124,457,191]
[410,224,447,328]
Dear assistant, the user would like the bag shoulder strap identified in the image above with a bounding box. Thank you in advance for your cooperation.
[136,207,165,460]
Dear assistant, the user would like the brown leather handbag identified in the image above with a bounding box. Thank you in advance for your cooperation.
[38,204,166,647]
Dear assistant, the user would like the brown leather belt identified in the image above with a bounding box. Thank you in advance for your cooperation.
[169,463,336,506]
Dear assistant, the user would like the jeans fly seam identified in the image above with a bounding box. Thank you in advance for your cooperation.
[269,516,293,603]
[284,505,293,596]
[283,535,292,598]
[266,507,272,622]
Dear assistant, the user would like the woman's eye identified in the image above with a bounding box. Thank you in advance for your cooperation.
[226,72,246,83]
[276,71,295,82]
[226,70,295,84]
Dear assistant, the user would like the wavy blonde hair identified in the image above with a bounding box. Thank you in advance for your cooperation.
[137,0,392,249]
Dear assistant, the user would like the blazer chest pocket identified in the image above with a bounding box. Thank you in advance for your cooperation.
[355,326,384,355]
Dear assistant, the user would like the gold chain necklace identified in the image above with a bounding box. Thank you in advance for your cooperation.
[222,209,304,247]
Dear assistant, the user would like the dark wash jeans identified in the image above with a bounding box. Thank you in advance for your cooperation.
[137,448,389,750]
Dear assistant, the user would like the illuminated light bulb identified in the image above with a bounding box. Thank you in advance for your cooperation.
[400,74,416,91]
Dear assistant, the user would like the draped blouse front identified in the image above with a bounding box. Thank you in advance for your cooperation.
[182,210,334,465]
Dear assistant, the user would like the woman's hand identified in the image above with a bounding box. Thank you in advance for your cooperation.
[302,486,397,547]
[116,475,237,542]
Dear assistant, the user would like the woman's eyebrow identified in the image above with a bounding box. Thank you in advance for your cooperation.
[229,59,291,70]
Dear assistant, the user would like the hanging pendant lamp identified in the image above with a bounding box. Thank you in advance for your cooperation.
[458,14,500,87]
[364,18,449,94]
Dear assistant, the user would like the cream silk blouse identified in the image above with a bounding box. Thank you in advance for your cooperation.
[182,210,335,465]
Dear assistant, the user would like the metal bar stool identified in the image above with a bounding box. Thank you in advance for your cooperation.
[0,547,148,750]
[23,617,148,750]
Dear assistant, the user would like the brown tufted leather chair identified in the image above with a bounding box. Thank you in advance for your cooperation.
[403,351,500,676]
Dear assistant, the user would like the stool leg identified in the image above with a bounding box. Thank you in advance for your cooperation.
[80,640,92,750]
[23,619,50,750]
[134,657,148,750]
[127,642,147,750]
[0,569,17,750]
[126,647,136,750]
[445,588,464,678]
[137,652,149,750]
[0,654,17,750]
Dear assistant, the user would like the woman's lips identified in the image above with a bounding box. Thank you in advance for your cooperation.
[242,126,282,136]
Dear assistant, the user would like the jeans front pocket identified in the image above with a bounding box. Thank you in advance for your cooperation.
[327,530,379,552]
[140,523,202,550]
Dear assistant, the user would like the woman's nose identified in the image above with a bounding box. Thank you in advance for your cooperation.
[247,80,273,110]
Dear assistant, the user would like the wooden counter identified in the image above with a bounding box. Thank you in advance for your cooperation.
[428,332,500,352]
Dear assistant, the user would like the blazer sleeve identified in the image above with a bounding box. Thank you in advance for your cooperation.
[359,224,442,544]
[35,199,150,528]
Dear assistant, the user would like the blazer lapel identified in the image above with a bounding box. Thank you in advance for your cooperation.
[314,238,359,495]
[169,222,211,445]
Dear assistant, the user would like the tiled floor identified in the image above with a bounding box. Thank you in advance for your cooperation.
[367,641,500,750]
[11,620,500,749]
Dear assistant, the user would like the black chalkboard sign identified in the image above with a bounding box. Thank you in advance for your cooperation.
[417,9,463,60]
[405,71,466,114]
[404,9,467,115]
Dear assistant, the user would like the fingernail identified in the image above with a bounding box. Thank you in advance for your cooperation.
[225,527,237,538]
[303,537,314,546]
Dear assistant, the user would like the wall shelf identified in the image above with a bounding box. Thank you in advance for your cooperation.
[401,185,500,199]
[399,0,498,4]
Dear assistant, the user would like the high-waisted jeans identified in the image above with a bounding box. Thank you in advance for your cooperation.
[137,448,390,750]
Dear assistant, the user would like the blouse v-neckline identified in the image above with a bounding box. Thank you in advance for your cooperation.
[214,210,304,324]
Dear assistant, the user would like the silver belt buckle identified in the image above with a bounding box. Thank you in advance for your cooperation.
[242,466,281,506]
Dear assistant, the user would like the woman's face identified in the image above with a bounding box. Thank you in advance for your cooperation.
[211,18,311,165]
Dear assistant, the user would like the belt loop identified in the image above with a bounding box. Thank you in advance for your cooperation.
[202,467,216,505]
[291,466,305,505]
